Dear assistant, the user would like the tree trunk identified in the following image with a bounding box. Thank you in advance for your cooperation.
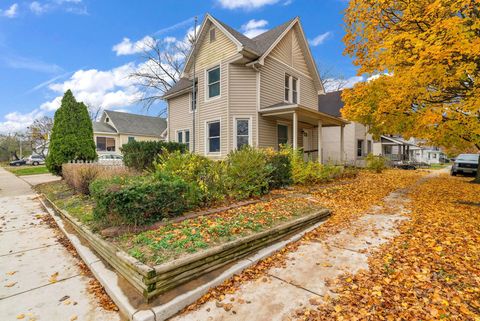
[474,154,480,183]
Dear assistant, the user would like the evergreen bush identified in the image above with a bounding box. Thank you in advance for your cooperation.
[46,90,96,175]
[121,140,186,171]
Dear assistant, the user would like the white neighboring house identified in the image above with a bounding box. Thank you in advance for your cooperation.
[373,135,446,164]
[92,110,167,155]
[318,91,374,164]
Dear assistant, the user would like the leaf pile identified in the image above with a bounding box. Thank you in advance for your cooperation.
[180,169,425,313]
[297,175,480,320]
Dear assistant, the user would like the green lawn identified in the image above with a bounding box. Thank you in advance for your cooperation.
[4,165,50,176]
[429,163,450,170]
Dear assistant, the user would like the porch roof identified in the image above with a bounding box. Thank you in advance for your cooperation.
[259,103,348,127]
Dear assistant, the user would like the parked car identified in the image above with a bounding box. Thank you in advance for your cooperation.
[451,154,479,176]
[25,155,45,166]
[98,154,123,164]
[9,158,27,166]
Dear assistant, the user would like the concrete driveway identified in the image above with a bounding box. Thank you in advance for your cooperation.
[0,167,120,321]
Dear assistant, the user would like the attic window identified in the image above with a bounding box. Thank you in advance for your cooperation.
[105,117,109,123]
[210,28,216,43]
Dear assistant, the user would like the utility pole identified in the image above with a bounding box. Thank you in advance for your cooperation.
[192,16,197,153]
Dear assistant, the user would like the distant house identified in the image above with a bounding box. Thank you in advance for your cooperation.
[92,110,167,154]
[373,136,446,164]
[318,91,374,164]
[163,14,347,162]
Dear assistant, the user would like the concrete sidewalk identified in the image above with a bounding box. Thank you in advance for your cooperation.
[0,167,120,321]
[171,181,417,320]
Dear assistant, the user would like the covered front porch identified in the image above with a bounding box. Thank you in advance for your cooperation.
[260,104,348,163]
[379,136,414,162]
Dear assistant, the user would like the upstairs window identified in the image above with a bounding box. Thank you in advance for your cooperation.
[284,74,298,103]
[207,66,220,99]
[210,28,216,43]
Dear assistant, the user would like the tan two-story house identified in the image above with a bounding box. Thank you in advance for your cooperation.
[164,14,347,161]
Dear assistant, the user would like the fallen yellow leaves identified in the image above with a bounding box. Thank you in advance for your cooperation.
[298,174,480,320]
[5,281,17,288]
[49,272,59,283]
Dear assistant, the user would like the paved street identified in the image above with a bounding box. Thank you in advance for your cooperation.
[0,167,120,321]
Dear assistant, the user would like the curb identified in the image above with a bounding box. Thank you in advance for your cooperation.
[38,196,329,321]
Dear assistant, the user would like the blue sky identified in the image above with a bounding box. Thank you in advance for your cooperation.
[0,0,361,134]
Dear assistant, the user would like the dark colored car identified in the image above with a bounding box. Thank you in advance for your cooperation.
[9,159,27,166]
[451,154,479,176]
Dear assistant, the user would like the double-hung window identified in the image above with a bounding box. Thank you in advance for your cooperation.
[177,129,190,150]
[207,121,220,153]
[191,83,197,112]
[235,118,250,149]
[284,74,299,103]
[207,66,220,99]
[96,137,116,152]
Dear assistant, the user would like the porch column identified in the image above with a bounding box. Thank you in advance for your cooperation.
[340,125,345,163]
[293,111,298,149]
[317,120,323,163]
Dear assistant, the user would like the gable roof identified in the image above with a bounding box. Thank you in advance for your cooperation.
[318,91,344,117]
[100,110,167,137]
[92,121,116,133]
[167,15,323,100]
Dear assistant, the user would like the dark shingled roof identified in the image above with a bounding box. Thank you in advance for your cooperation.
[103,110,167,137]
[318,91,344,117]
[164,16,296,99]
[163,78,193,98]
[92,122,116,133]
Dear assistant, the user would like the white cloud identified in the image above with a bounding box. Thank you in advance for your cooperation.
[1,3,19,18]
[0,54,62,73]
[309,31,332,46]
[323,76,364,92]
[29,1,48,15]
[217,0,280,9]
[241,19,268,38]
[112,36,156,56]
[42,63,142,113]
[0,109,45,134]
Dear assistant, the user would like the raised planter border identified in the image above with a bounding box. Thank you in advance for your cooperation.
[40,193,330,300]
[39,194,330,321]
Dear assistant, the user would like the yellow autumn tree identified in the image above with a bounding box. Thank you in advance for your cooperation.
[341,0,480,179]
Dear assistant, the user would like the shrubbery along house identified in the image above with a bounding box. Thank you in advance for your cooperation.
[163,14,348,162]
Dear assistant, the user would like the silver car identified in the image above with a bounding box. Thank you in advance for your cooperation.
[25,154,45,166]
[451,154,479,176]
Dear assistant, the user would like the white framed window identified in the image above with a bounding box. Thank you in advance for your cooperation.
[284,74,299,103]
[234,117,251,149]
[206,120,221,154]
[190,82,198,112]
[96,137,116,152]
[177,129,190,150]
[277,124,289,149]
[128,136,135,143]
[357,139,364,157]
[207,66,220,99]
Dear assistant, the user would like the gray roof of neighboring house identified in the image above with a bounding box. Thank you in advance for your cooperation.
[92,121,117,133]
[101,110,167,137]
[164,16,296,99]
[318,90,344,117]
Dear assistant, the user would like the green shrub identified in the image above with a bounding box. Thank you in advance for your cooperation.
[90,173,200,226]
[225,146,273,199]
[264,148,292,188]
[157,151,227,204]
[121,141,186,171]
[366,153,388,173]
[62,163,133,195]
[46,90,96,175]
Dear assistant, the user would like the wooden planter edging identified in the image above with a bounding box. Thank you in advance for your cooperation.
[41,194,330,302]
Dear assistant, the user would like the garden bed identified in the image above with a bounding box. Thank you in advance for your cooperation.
[38,181,330,301]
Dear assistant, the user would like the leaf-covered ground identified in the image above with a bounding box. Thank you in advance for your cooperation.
[297,174,480,320]
[114,197,321,265]
[181,169,426,313]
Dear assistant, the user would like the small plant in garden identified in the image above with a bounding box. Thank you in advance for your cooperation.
[264,148,293,188]
[121,140,186,171]
[225,146,273,199]
[365,153,388,173]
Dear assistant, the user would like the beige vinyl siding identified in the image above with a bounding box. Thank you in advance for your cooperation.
[118,134,160,146]
[167,93,191,149]
[292,27,309,75]
[261,58,317,111]
[228,63,258,150]
[270,28,293,66]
